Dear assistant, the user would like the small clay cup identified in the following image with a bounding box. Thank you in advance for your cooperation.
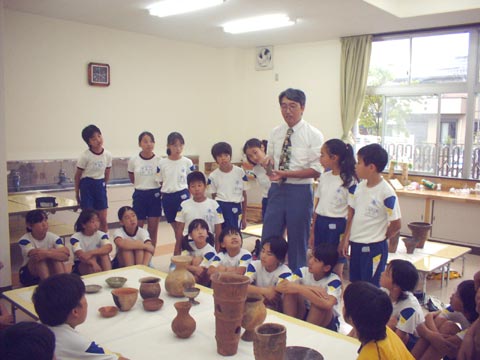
[111,287,139,311]
[143,298,164,311]
[105,276,127,288]
[98,306,119,318]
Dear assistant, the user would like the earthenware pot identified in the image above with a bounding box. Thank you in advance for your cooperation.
[241,293,267,341]
[111,287,138,311]
[142,298,164,312]
[139,277,161,299]
[402,236,419,254]
[171,301,196,338]
[211,272,250,356]
[253,323,287,360]
[98,306,118,318]
[165,255,195,297]
[408,222,432,249]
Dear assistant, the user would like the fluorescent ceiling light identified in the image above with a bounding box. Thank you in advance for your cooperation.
[222,14,295,34]
[363,0,480,18]
[149,0,224,18]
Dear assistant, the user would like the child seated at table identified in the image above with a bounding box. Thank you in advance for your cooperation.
[208,225,252,276]
[245,236,291,311]
[112,206,155,267]
[380,259,424,350]
[0,321,55,360]
[17,209,70,286]
[343,281,414,359]
[32,273,129,360]
[181,218,217,286]
[70,209,112,275]
[412,280,478,360]
[277,243,342,331]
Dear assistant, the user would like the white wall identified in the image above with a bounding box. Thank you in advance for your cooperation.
[4,10,342,165]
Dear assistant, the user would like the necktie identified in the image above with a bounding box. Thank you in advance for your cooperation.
[278,128,293,171]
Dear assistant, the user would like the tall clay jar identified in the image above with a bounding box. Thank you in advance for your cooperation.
[139,277,161,299]
[165,255,195,297]
[241,293,267,341]
[408,222,432,249]
[211,272,250,356]
[171,301,196,338]
[253,323,287,360]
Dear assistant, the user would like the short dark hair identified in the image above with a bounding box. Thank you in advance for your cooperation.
[0,321,55,360]
[74,209,99,232]
[187,171,206,186]
[182,218,215,251]
[261,236,288,263]
[457,280,479,323]
[357,143,389,172]
[25,210,48,232]
[278,88,306,107]
[313,243,339,274]
[118,206,135,221]
[243,138,268,165]
[138,131,155,144]
[81,124,101,146]
[211,142,232,160]
[32,273,86,326]
[388,260,418,298]
[343,281,392,344]
[218,225,242,253]
[166,132,185,156]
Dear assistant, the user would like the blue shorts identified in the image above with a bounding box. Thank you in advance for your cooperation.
[79,177,108,211]
[161,189,190,223]
[132,188,162,220]
[314,215,347,264]
[19,265,40,286]
[217,201,242,230]
[349,239,388,287]
[303,308,339,332]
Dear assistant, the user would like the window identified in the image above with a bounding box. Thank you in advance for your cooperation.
[357,27,480,179]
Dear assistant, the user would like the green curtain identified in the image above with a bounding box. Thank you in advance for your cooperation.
[340,35,372,144]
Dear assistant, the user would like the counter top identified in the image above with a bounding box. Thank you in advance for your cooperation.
[396,189,480,204]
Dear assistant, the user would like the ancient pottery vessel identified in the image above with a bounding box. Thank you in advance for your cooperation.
[183,287,200,305]
[402,236,419,254]
[98,306,118,318]
[105,276,127,288]
[165,255,196,297]
[408,222,432,249]
[253,323,287,360]
[211,272,250,356]
[139,276,161,299]
[142,298,164,311]
[171,301,196,338]
[111,287,138,311]
[241,293,267,341]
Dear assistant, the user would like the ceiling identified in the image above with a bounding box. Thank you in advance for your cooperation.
[4,0,480,48]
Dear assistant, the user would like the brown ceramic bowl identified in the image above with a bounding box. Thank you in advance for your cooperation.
[105,276,127,288]
[142,298,164,312]
[111,287,139,311]
[98,306,119,318]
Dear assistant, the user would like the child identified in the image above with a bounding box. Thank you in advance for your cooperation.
[245,236,291,310]
[128,131,162,247]
[32,273,128,360]
[343,281,414,359]
[74,124,112,233]
[208,141,249,231]
[309,138,357,282]
[457,271,480,360]
[70,209,112,275]
[380,259,424,350]
[181,219,217,286]
[0,263,13,328]
[159,132,195,239]
[340,143,401,287]
[175,171,224,254]
[0,321,55,360]
[243,138,271,220]
[112,206,155,267]
[208,225,253,276]
[17,209,69,286]
[277,243,342,331]
[412,280,478,360]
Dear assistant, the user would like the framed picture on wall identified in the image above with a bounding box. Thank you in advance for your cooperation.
[88,62,110,86]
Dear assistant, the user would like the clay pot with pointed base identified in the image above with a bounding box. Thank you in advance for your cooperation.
[408,222,432,249]
[402,236,419,254]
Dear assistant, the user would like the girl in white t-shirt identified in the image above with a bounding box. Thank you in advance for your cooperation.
[243,138,271,220]
[159,132,194,240]
[181,219,217,286]
[128,131,162,247]
[113,206,155,267]
[309,138,357,281]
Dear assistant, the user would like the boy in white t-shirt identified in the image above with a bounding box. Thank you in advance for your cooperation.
[208,142,249,231]
[33,273,128,360]
[175,171,224,254]
[340,143,401,287]
[278,243,342,331]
